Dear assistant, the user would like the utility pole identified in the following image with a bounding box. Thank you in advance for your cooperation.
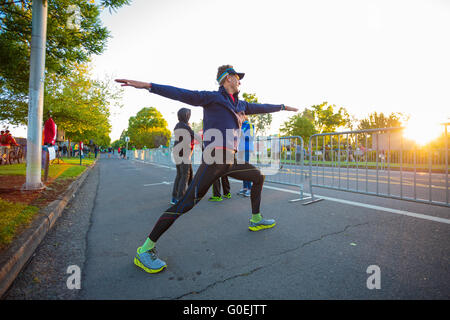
[24,0,48,190]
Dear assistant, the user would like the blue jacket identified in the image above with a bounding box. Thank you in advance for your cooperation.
[238,120,255,152]
[149,83,282,150]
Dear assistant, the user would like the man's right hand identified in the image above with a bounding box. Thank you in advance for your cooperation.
[115,79,151,89]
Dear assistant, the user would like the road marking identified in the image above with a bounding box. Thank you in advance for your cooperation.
[143,181,172,186]
[229,179,450,225]
[132,159,175,170]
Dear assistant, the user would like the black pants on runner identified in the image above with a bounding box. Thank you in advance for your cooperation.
[148,149,265,242]
[212,175,230,197]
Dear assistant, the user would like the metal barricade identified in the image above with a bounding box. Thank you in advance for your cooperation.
[254,136,312,202]
[125,135,313,203]
[306,127,449,207]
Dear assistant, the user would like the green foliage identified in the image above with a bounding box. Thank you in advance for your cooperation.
[357,112,407,130]
[128,107,168,133]
[0,198,39,248]
[43,63,122,144]
[242,92,272,135]
[279,114,317,142]
[303,102,350,133]
[127,107,171,148]
[279,102,349,142]
[0,0,130,124]
[132,127,171,149]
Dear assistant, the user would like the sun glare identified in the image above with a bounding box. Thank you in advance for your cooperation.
[403,119,444,146]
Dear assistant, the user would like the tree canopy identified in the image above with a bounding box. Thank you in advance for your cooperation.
[279,114,317,142]
[0,0,130,124]
[43,63,122,144]
[357,112,407,130]
[302,102,350,134]
[126,107,171,149]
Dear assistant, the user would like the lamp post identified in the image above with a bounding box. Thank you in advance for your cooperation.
[24,0,48,190]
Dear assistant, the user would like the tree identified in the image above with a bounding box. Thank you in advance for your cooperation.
[132,127,171,149]
[357,112,407,130]
[0,0,130,124]
[43,63,123,145]
[303,102,350,133]
[126,107,171,148]
[279,114,317,142]
[242,92,272,136]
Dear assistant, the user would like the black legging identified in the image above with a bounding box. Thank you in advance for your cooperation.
[212,175,230,197]
[148,149,265,242]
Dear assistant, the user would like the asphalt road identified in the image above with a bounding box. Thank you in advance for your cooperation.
[4,155,450,299]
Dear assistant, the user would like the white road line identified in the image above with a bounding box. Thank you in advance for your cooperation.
[229,179,450,225]
[131,160,175,170]
[143,181,172,187]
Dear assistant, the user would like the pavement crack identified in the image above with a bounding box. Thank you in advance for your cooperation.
[174,266,264,300]
[271,221,372,257]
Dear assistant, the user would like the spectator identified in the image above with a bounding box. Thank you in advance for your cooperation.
[4,130,18,147]
[0,130,9,158]
[171,108,198,205]
[237,116,255,197]
[209,176,231,201]
[43,117,57,146]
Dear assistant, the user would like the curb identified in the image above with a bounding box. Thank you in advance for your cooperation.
[0,159,98,298]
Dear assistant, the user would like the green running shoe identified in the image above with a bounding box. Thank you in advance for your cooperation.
[249,218,276,231]
[223,193,232,199]
[134,247,167,274]
[208,196,223,202]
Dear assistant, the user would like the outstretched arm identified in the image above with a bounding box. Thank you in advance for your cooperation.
[115,79,214,107]
[115,79,151,89]
[245,102,299,114]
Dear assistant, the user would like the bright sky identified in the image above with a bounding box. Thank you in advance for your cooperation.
[9,0,450,144]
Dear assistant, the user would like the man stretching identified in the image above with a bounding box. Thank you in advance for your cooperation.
[115,65,298,274]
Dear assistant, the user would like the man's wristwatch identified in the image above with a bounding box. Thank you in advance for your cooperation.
[281,104,286,110]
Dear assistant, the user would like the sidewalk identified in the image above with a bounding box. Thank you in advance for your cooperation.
[0,159,98,297]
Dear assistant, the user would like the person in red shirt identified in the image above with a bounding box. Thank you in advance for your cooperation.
[0,130,8,160]
[5,131,19,147]
[0,130,7,146]
[43,117,57,146]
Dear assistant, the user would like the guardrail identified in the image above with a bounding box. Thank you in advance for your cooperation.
[305,126,449,207]
[255,136,313,202]
[127,136,314,203]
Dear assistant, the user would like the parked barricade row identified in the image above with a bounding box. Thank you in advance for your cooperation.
[306,126,449,207]
[127,136,313,203]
